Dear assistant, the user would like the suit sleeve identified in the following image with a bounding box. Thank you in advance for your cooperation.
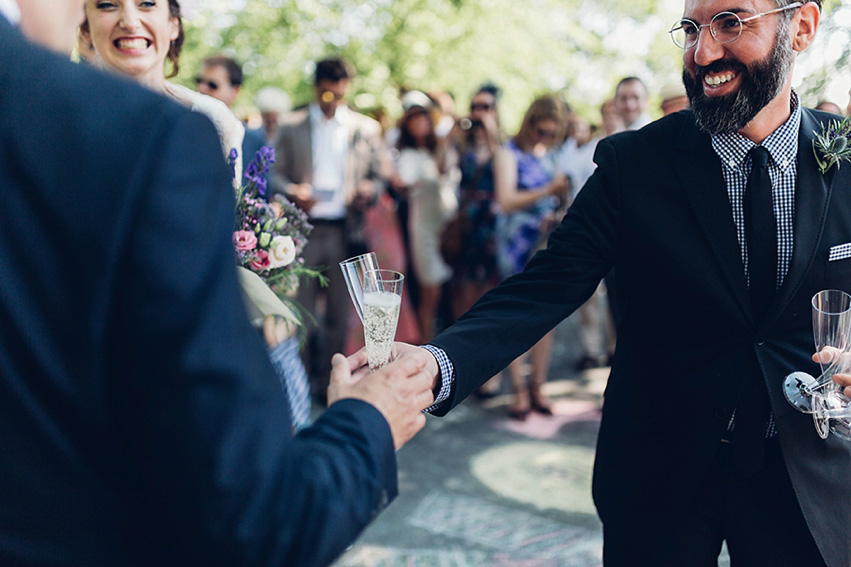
[429,138,622,413]
[112,110,396,567]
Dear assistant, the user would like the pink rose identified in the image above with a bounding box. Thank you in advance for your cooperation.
[249,249,271,272]
[233,230,258,251]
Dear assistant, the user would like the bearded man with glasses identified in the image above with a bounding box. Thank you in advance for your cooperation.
[363,1,851,565]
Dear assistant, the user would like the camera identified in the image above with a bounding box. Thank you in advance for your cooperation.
[459,118,483,130]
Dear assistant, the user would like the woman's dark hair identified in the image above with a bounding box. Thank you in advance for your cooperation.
[165,0,185,78]
[397,108,437,153]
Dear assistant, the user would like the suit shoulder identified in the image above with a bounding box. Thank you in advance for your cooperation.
[2,37,188,148]
[279,108,310,127]
[605,111,694,146]
[1,33,222,198]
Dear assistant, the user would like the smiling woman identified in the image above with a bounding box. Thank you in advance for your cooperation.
[81,0,182,87]
[79,0,244,182]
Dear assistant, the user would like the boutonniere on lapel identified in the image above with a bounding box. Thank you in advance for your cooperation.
[813,115,851,175]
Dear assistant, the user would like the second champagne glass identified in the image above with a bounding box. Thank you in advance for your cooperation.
[362,269,404,371]
[339,252,380,323]
[783,289,851,416]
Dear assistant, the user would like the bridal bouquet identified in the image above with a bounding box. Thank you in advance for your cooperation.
[231,147,326,325]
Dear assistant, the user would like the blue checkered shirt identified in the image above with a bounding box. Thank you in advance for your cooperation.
[421,344,454,412]
[711,90,802,438]
[711,90,801,291]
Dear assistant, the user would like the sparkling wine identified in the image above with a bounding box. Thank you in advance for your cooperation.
[363,290,401,370]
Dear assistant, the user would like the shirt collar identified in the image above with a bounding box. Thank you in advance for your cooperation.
[0,0,20,24]
[309,102,350,126]
[711,89,801,172]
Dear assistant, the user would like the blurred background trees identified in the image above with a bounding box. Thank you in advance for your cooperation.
[178,0,851,130]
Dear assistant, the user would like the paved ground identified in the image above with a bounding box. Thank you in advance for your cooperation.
[330,314,731,567]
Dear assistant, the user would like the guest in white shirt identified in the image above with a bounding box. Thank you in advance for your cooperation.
[614,76,652,131]
[270,57,389,395]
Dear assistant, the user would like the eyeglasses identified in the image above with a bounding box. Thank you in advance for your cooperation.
[470,102,493,112]
[669,2,802,49]
[195,77,219,91]
[320,90,345,103]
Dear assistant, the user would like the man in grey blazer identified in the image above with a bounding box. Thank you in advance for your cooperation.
[360,1,851,565]
[270,57,389,394]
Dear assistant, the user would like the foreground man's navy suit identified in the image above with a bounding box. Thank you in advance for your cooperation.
[0,21,395,567]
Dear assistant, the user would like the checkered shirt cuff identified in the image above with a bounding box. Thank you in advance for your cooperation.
[420,344,454,413]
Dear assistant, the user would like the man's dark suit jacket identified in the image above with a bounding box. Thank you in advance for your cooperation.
[0,23,395,567]
[431,108,851,567]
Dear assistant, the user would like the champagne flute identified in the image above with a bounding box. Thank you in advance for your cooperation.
[362,269,404,371]
[808,289,851,438]
[339,252,380,323]
[783,290,851,419]
[808,345,851,440]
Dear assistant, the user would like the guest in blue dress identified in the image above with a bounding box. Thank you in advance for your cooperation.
[494,95,569,419]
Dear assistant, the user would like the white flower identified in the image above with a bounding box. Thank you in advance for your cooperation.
[268,236,296,268]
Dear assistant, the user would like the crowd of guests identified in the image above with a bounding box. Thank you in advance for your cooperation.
[73,0,851,422]
[188,49,850,421]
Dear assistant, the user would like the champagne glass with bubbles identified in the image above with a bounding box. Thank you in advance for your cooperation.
[362,269,404,371]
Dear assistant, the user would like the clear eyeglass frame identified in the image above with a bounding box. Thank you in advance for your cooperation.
[669,2,803,49]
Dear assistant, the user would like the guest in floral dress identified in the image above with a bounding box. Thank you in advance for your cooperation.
[495,95,568,420]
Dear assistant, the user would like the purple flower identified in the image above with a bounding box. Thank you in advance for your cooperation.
[227,148,239,180]
[259,145,275,167]
[243,147,275,198]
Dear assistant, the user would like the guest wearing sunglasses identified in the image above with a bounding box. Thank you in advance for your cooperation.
[195,54,267,189]
[450,84,506,323]
[496,94,568,420]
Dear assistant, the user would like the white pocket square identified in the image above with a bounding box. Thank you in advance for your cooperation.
[829,243,851,262]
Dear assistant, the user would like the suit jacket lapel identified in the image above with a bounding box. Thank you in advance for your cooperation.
[676,118,753,322]
[772,109,834,316]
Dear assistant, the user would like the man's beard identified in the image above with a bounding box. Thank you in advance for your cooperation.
[682,24,795,135]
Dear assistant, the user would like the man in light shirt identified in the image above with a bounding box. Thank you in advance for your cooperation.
[614,76,652,130]
[270,57,388,396]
